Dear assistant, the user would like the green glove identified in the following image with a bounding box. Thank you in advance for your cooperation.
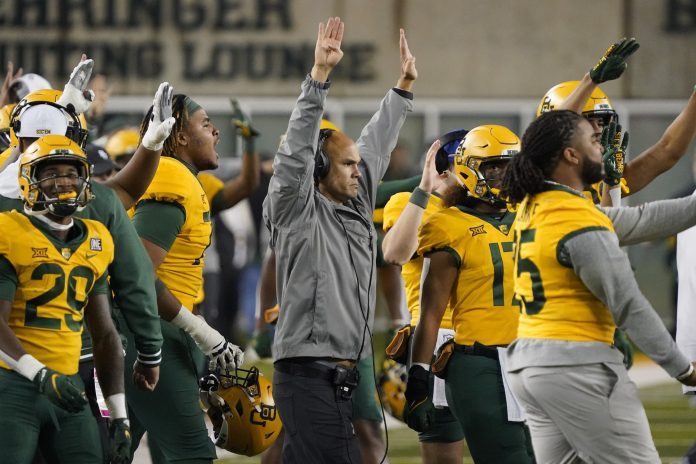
[107,418,132,464]
[251,329,274,359]
[614,328,634,370]
[33,367,88,413]
[403,365,435,433]
[590,37,640,84]
[230,98,260,139]
[601,122,628,187]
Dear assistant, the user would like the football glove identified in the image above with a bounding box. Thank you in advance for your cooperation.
[590,37,640,84]
[107,418,132,464]
[403,365,435,433]
[251,329,274,359]
[208,340,245,373]
[601,121,628,187]
[230,98,260,148]
[141,82,175,151]
[33,367,88,413]
[614,328,634,370]
[57,58,95,115]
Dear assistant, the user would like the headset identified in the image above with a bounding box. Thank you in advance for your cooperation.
[434,129,469,174]
[314,128,336,181]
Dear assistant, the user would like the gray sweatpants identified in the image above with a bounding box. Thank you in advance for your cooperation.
[507,362,660,464]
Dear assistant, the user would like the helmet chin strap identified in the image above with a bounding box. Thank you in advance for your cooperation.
[25,206,74,231]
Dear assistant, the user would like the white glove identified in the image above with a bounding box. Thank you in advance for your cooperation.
[56,58,95,115]
[141,82,175,151]
[170,306,244,372]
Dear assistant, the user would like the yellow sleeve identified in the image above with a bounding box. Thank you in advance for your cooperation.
[197,172,225,202]
[139,158,193,206]
[382,192,411,232]
[0,146,14,166]
[418,212,461,267]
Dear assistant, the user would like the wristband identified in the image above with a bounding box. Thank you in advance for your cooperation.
[677,364,694,382]
[105,393,129,424]
[136,349,162,366]
[409,187,430,209]
[15,354,45,381]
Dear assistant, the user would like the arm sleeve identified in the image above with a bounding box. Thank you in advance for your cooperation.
[562,229,690,377]
[263,76,330,228]
[355,88,414,211]
[0,255,17,301]
[89,272,109,296]
[98,186,163,360]
[600,195,696,246]
[132,200,186,252]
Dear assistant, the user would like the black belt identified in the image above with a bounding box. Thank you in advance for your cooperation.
[454,342,501,361]
[274,359,336,382]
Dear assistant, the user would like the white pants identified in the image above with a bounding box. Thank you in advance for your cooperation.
[507,363,659,464]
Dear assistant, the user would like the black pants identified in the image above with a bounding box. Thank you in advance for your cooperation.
[273,360,362,464]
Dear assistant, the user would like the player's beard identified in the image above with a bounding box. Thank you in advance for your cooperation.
[581,156,604,186]
[442,184,469,208]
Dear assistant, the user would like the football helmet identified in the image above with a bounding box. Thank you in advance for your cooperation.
[18,135,92,217]
[378,359,407,422]
[104,127,140,167]
[0,103,16,151]
[452,125,520,207]
[199,367,282,457]
[10,89,88,147]
[536,80,617,126]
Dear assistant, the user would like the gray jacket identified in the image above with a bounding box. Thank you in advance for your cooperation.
[507,191,696,378]
[263,76,413,361]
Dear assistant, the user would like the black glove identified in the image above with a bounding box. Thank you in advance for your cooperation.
[403,365,435,433]
[33,367,88,413]
[107,418,132,464]
[589,37,640,84]
[230,98,260,139]
[614,328,634,370]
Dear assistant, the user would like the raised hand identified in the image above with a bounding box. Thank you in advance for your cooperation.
[141,82,175,151]
[230,98,260,139]
[0,61,22,106]
[589,37,640,84]
[601,121,628,187]
[311,16,345,82]
[57,54,96,114]
[419,140,442,193]
[399,28,417,84]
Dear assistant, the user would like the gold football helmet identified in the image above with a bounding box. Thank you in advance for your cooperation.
[10,89,89,147]
[199,367,282,457]
[536,80,616,126]
[453,125,520,207]
[18,135,92,217]
[378,359,407,422]
[104,128,140,167]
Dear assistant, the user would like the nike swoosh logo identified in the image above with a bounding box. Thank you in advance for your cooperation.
[86,254,97,260]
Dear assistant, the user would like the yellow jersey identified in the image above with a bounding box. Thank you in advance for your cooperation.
[514,183,616,344]
[0,211,113,374]
[418,205,518,346]
[382,191,454,328]
[135,157,212,310]
[193,172,225,304]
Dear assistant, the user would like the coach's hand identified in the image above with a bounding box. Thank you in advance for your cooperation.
[404,365,435,433]
[33,367,88,413]
[590,37,640,84]
[107,418,132,464]
[311,16,344,82]
[396,28,417,91]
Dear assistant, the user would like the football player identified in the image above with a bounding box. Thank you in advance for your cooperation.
[381,130,468,463]
[407,125,535,463]
[0,135,128,463]
[128,93,245,463]
[501,109,696,463]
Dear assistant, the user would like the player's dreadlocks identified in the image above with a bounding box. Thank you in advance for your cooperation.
[139,94,194,157]
[501,109,584,204]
